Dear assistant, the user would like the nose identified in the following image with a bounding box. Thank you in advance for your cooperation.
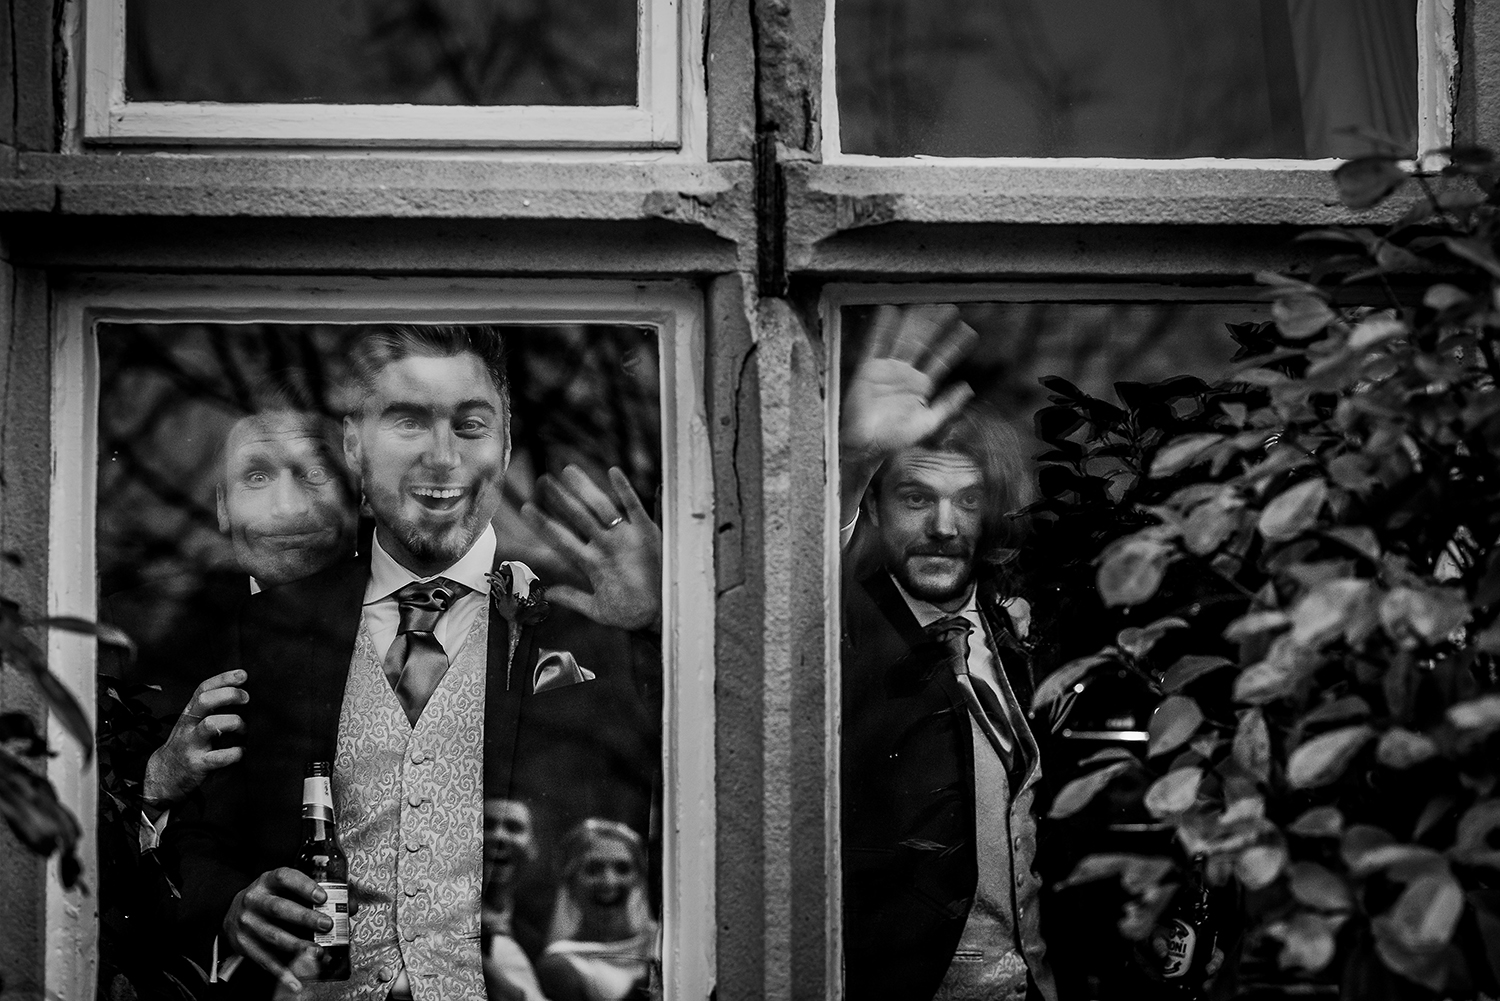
[423,424,459,471]
[930,498,959,537]
[269,471,312,518]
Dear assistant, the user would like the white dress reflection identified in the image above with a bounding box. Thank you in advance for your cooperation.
[537,820,659,1001]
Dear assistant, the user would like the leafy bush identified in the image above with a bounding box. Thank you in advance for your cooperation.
[1031,151,1500,998]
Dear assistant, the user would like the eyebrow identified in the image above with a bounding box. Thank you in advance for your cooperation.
[380,399,497,419]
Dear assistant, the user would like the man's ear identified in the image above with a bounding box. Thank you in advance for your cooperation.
[216,485,230,534]
[863,490,880,528]
[342,415,362,482]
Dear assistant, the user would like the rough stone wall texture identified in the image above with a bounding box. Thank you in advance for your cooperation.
[0,263,54,1001]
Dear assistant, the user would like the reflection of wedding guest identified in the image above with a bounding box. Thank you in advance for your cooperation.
[169,326,661,998]
[839,305,1054,1001]
[97,389,358,991]
[482,799,548,1001]
[537,820,658,1001]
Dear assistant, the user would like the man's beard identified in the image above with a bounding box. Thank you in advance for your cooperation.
[890,542,976,605]
[388,508,485,569]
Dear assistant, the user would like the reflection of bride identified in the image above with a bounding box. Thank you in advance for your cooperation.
[537,819,660,1001]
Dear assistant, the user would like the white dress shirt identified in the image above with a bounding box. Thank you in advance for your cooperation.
[362,524,497,664]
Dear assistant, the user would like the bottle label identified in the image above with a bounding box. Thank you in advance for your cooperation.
[1160,918,1196,979]
[302,777,334,820]
[313,883,350,947]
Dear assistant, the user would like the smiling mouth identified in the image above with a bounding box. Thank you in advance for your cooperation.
[412,486,465,510]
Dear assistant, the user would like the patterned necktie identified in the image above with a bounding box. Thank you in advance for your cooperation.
[383,578,471,726]
[928,614,1017,776]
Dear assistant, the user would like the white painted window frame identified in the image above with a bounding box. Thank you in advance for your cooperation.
[82,0,687,147]
[821,281,1302,999]
[47,275,716,1001]
[821,0,1457,169]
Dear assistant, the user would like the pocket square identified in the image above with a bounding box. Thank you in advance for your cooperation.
[532,649,596,694]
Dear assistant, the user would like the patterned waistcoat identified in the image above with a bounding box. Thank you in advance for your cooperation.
[307,616,489,1000]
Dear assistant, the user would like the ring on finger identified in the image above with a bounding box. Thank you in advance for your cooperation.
[605,515,625,529]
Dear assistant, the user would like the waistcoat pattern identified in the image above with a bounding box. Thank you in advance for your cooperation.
[307,615,489,1001]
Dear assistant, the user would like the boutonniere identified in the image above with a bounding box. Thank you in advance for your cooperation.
[486,561,550,690]
[1000,597,1032,644]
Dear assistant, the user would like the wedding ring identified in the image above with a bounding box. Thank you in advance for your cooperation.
[606,515,625,528]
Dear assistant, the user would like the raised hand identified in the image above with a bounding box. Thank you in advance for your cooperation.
[224,867,328,994]
[521,465,662,632]
[142,669,248,813]
[840,305,978,525]
[842,304,978,466]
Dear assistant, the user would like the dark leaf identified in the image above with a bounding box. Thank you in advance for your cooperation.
[1333,156,1410,209]
[1272,295,1337,340]
[1441,237,1500,280]
[0,606,93,758]
[1448,694,1500,734]
[1148,696,1204,758]
[1451,799,1500,870]
[1233,709,1272,783]
[1032,652,1115,711]
[1270,912,1342,972]
[1162,655,1233,693]
[1038,375,1089,403]
[1376,728,1439,770]
[1097,535,1175,608]
[1289,861,1353,911]
[1287,725,1374,789]
[0,713,48,757]
[1049,761,1134,818]
[1259,478,1328,542]
[1289,805,1344,838]
[0,746,83,870]
[1144,767,1203,817]
[1116,616,1188,660]
[1150,433,1226,479]
[1035,405,1087,444]
[35,616,137,657]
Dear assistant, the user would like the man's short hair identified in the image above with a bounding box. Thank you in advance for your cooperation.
[346,324,511,415]
[869,403,1036,555]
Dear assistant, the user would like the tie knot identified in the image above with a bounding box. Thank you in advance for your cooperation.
[926,614,971,644]
[395,578,470,634]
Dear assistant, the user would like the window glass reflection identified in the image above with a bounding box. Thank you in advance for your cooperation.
[96,323,663,1000]
[836,0,1418,158]
[126,0,637,105]
[838,301,1261,1001]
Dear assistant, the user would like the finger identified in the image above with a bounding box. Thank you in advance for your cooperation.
[200,746,244,770]
[864,305,904,363]
[236,933,304,996]
[925,382,976,431]
[889,304,962,366]
[607,467,652,524]
[254,894,331,934]
[267,867,324,903]
[918,317,978,385]
[272,950,321,1001]
[520,501,591,571]
[201,713,244,736]
[560,464,620,527]
[543,584,596,619]
[193,669,248,697]
[537,475,605,541]
[195,685,249,713]
[244,907,323,953]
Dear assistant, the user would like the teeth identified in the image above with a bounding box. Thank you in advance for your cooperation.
[414,487,462,500]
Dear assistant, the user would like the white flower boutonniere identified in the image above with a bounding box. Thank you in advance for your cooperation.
[486,561,550,690]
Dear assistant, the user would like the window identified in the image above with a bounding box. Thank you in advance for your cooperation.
[46,276,713,1001]
[82,0,694,146]
[824,0,1456,162]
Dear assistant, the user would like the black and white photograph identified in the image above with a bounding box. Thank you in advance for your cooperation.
[0,2,1489,1001]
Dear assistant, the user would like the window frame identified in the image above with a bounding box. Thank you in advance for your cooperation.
[80,0,691,148]
[819,0,1457,167]
[820,280,1313,999]
[46,274,716,1001]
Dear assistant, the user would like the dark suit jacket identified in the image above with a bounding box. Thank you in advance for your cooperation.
[165,551,660,996]
[840,566,1044,1001]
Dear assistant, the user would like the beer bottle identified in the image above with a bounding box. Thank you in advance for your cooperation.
[299,761,351,981]
[1154,855,1217,997]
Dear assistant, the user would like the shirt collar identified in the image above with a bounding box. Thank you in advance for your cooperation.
[890,574,978,630]
[365,523,497,604]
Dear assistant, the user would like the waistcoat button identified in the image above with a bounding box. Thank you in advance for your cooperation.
[376,966,395,983]
[408,793,424,808]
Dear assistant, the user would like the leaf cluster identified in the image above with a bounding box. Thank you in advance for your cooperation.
[1033,152,1500,998]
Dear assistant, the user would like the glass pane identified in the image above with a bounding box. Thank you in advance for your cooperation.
[838,300,1261,1001]
[126,0,637,105]
[96,323,663,1000]
[837,0,1418,158]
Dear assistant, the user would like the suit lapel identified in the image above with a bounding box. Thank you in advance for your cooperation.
[483,554,542,803]
[302,557,369,764]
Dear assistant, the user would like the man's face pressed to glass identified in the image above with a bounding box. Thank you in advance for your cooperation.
[345,351,510,576]
[217,410,357,587]
[869,447,985,610]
